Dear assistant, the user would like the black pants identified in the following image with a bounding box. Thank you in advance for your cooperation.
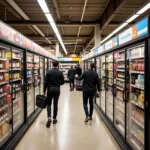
[47,87,60,119]
[83,91,95,117]
[69,78,74,89]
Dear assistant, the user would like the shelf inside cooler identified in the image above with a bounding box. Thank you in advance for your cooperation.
[131,116,144,129]
[13,97,21,104]
[116,106,124,114]
[0,70,9,72]
[131,139,142,150]
[116,59,125,62]
[131,100,144,109]
[0,117,10,126]
[0,93,7,98]
[116,69,125,72]
[116,78,125,82]
[130,71,144,74]
[13,108,21,116]
[131,131,144,145]
[116,86,124,91]
[131,84,144,90]
[0,132,10,142]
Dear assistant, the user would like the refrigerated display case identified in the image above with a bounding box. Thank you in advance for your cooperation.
[83,16,150,150]
[40,57,44,95]
[114,50,126,137]
[26,53,34,117]
[11,49,24,132]
[45,58,48,75]
[34,55,40,110]
[96,57,101,107]
[100,56,106,113]
[105,53,114,122]
[0,46,12,146]
[126,44,145,150]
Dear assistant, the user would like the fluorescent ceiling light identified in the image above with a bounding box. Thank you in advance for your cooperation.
[37,0,49,13]
[112,23,128,34]
[126,14,139,23]
[45,14,54,23]
[136,2,150,15]
[37,0,67,54]
[100,3,150,45]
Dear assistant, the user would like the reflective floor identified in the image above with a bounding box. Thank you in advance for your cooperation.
[15,84,120,150]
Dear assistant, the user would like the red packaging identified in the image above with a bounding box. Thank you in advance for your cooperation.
[3,60,9,70]
[6,94,11,104]
[3,84,10,93]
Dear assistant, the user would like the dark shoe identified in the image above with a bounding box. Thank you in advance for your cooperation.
[89,117,93,121]
[70,89,72,91]
[85,117,90,122]
[53,119,57,124]
[46,118,52,128]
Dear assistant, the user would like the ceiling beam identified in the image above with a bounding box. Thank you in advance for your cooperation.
[0,0,22,19]
[100,0,127,29]
[84,29,94,50]
[51,0,65,34]
[4,20,97,27]
[25,34,93,38]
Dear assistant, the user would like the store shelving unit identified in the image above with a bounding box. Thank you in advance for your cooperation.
[83,16,150,150]
[59,62,78,82]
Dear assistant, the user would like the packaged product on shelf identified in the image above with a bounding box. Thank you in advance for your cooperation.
[6,94,11,104]
[1,123,9,137]
[3,84,10,93]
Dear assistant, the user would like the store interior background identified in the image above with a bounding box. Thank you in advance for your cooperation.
[0,0,150,150]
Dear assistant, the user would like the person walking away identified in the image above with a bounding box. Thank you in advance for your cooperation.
[76,64,82,76]
[76,63,100,122]
[43,60,64,128]
[67,66,75,91]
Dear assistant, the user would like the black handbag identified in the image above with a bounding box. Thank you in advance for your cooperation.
[36,95,47,109]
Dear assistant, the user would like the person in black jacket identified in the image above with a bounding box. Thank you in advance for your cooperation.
[43,60,64,128]
[75,64,82,76]
[67,66,75,91]
[76,62,100,122]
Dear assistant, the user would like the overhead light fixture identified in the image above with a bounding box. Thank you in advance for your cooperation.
[126,14,139,23]
[136,2,150,14]
[37,0,49,13]
[112,23,128,34]
[37,0,67,54]
[101,2,150,44]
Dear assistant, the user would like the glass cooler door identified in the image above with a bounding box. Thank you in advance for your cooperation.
[100,55,106,113]
[105,53,114,122]
[45,58,48,75]
[127,44,145,150]
[34,55,40,110]
[40,57,44,95]
[11,49,24,132]
[26,53,34,117]
[96,57,101,107]
[0,46,12,146]
[114,50,126,137]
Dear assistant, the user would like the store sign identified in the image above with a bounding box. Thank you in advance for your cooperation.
[58,57,81,61]
[0,21,56,59]
[98,44,105,54]
[119,17,148,45]
[105,36,118,51]
[94,48,98,55]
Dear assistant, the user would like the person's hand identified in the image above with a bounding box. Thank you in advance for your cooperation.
[75,74,78,78]
[43,93,46,96]
[96,92,100,97]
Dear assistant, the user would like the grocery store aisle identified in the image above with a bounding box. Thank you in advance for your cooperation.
[15,84,120,150]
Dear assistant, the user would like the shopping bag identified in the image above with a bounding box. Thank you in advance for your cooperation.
[36,95,47,109]
[76,80,83,91]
